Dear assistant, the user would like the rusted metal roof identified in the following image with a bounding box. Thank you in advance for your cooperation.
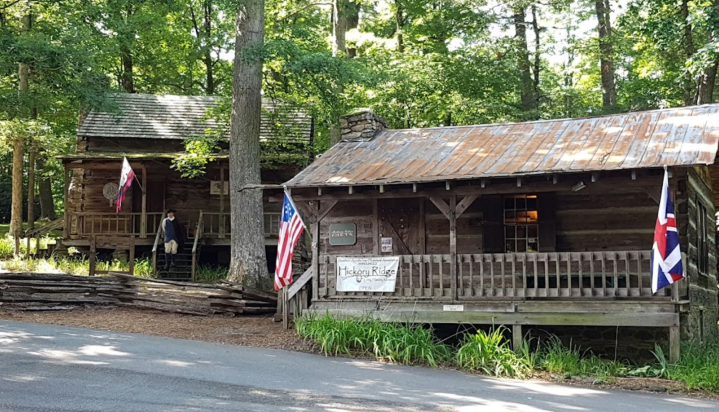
[287,105,719,187]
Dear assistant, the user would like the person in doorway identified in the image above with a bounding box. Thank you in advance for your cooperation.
[162,209,183,270]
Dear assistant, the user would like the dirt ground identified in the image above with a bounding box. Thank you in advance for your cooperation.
[0,306,316,353]
[1,305,716,400]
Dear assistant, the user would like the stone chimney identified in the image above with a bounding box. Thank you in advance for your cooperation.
[339,109,388,142]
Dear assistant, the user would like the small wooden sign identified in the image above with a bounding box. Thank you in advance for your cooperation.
[329,223,356,246]
[210,181,229,195]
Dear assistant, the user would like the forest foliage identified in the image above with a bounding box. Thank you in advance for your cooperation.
[0,0,717,221]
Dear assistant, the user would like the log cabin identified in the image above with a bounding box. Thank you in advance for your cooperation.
[59,93,313,279]
[278,106,719,361]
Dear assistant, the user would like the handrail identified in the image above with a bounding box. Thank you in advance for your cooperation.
[151,218,164,276]
[191,210,204,282]
[25,216,64,238]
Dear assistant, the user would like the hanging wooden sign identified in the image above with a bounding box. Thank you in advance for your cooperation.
[329,223,356,246]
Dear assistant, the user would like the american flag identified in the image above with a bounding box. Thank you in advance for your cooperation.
[651,168,684,293]
[116,157,135,213]
[275,192,305,291]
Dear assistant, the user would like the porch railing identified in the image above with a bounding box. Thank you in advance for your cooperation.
[317,251,673,300]
[69,212,282,239]
[72,212,164,238]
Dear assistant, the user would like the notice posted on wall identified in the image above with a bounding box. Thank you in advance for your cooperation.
[380,237,393,253]
[336,256,400,292]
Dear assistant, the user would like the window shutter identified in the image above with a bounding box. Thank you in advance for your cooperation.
[482,195,505,253]
[538,192,557,252]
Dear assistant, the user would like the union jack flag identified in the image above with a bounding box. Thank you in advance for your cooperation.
[275,191,305,291]
[651,168,684,293]
[116,157,135,213]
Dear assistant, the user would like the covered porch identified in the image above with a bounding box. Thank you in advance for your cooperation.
[59,153,282,247]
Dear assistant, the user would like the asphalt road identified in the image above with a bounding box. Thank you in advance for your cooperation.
[0,320,717,412]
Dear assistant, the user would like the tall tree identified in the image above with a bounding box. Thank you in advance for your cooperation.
[512,4,537,116]
[36,155,55,220]
[228,0,268,287]
[695,0,718,104]
[594,0,617,109]
[10,2,31,254]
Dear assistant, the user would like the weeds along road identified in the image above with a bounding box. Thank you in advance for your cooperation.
[0,320,717,412]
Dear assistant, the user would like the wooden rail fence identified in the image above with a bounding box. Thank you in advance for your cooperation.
[0,273,277,316]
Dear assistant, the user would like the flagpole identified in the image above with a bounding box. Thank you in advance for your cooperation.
[131,159,145,193]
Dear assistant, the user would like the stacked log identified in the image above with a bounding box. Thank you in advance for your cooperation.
[0,272,277,316]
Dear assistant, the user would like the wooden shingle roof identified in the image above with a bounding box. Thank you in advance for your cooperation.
[78,93,312,144]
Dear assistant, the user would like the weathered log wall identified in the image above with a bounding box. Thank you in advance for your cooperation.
[316,185,659,258]
[677,167,719,343]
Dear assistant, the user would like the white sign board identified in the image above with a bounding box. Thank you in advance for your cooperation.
[336,256,399,292]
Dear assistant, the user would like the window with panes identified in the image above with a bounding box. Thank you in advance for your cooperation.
[504,195,539,253]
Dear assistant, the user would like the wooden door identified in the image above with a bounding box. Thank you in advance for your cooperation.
[132,180,165,234]
[378,199,422,255]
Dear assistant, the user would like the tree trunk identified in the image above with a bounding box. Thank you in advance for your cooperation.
[513,7,536,114]
[27,150,35,229]
[228,0,268,288]
[329,0,354,145]
[680,0,695,106]
[37,156,56,220]
[594,0,617,109]
[332,0,347,57]
[531,4,541,107]
[395,1,404,53]
[204,0,215,95]
[121,44,135,93]
[696,63,718,104]
[11,7,31,254]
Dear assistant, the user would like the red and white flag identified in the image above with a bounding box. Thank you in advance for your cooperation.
[116,157,135,213]
[274,191,305,291]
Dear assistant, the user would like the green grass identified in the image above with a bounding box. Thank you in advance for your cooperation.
[0,235,57,259]
[456,327,529,378]
[666,342,719,391]
[0,255,155,278]
[296,314,719,392]
[296,313,452,367]
[194,264,228,283]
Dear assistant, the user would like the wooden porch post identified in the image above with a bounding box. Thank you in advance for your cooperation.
[129,236,136,276]
[449,195,457,298]
[512,324,523,351]
[311,201,320,301]
[27,150,35,230]
[670,325,680,363]
[372,199,379,254]
[219,164,225,238]
[140,164,147,238]
[63,165,70,238]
